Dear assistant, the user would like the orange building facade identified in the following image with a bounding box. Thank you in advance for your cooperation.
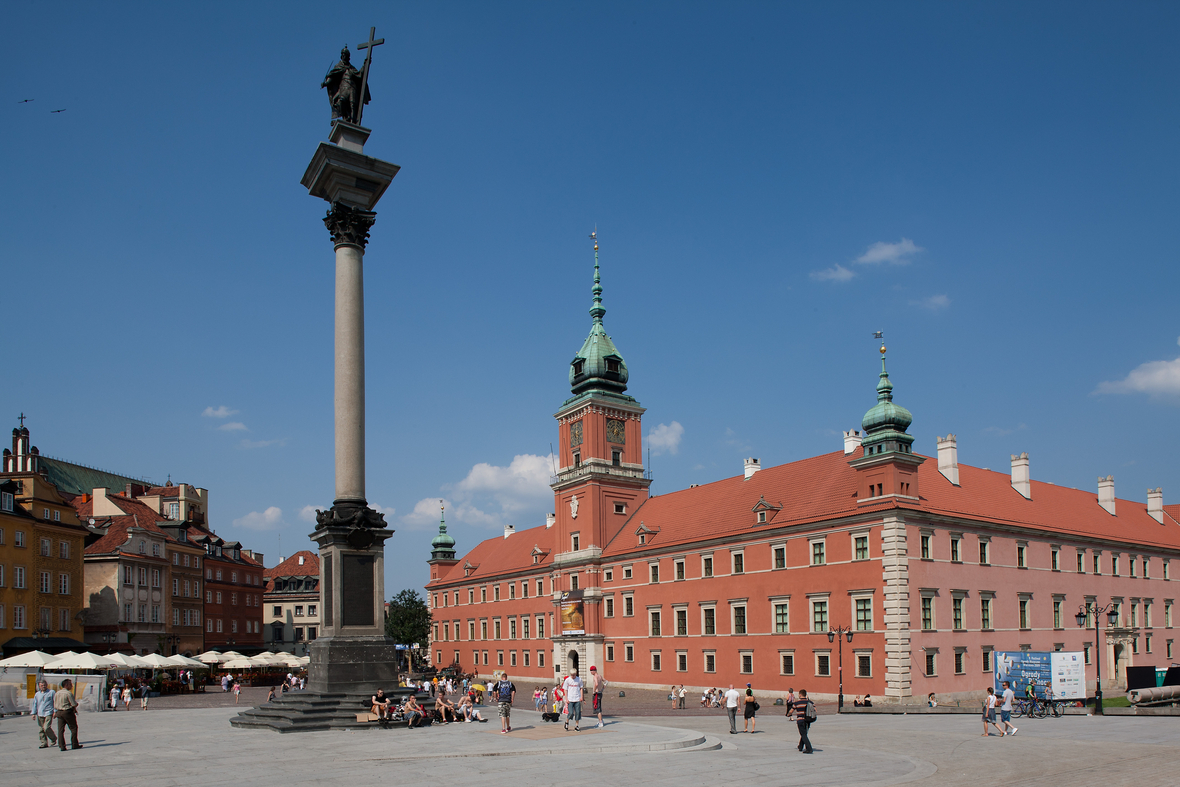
[425,250,1180,703]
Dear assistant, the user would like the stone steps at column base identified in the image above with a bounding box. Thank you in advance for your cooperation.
[230,691,432,733]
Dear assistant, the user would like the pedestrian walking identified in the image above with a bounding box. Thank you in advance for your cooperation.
[233,679,241,704]
[590,665,606,727]
[222,674,230,692]
[724,684,741,734]
[792,689,815,754]
[997,682,1018,736]
[140,683,150,711]
[678,684,687,709]
[743,685,758,732]
[32,680,58,748]
[981,686,1005,736]
[54,678,82,750]
[562,668,585,731]
[495,673,516,734]
[108,684,119,711]
[121,685,132,711]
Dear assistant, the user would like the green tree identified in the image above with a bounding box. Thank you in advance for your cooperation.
[385,588,432,669]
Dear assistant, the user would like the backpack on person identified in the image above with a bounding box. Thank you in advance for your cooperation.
[804,700,817,722]
[496,679,513,702]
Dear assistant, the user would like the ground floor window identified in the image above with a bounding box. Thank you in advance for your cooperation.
[925,651,936,676]
[856,653,871,678]
[954,649,966,674]
[740,652,753,674]
[677,652,687,671]
[780,652,794,675]
[704,651,716,673]
[815,652,830,677]
[523,650,530,667]
[651,651,662,671]
[625,644,634,662]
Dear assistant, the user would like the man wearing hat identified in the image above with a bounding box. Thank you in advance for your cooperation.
[589,666,606,728]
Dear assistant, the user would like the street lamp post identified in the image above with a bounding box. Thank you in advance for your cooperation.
[1075,603,1120,715]
[828,626,854,711]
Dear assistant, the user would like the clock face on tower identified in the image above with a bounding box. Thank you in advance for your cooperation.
[606,418,626,445]
[570,421,583,447]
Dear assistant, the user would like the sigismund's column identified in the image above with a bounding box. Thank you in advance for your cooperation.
[299,110,400,698]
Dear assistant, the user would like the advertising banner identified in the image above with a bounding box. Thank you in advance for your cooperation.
[43,673,107,712]
[1050,651,1086,699]
[560,590,585,636]
[995,651,1085,699]
[0,666,38,714]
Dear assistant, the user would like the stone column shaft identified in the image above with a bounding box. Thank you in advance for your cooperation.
[334,242,366,503]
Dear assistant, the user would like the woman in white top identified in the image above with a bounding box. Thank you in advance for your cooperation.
[982,687,1005,736]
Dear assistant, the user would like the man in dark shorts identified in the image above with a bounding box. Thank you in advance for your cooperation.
[590,665,605,728]
[496,672,516,734]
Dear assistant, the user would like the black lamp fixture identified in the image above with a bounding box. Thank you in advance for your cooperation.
[1075,602,1118,715]
[827,625,855,711]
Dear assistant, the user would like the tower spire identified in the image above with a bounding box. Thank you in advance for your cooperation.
[877,341,893,402]
[590,227,604,323]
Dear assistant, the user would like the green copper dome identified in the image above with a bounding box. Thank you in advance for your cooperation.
[861,351,913,433]
[569,239,629,397]
[430,504,456,561]
[859,345,916,456]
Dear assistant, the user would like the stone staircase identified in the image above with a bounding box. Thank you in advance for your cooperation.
[230,689,424,733]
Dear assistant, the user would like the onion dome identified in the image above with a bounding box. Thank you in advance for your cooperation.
[568,232,629,396]
[860,343,915,456]
[430,502,456,561]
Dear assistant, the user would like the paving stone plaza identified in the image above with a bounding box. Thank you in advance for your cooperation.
[3,705,1178,787]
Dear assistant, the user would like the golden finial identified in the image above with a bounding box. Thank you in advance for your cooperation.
[880,344,887,355]
[590,226,598,251]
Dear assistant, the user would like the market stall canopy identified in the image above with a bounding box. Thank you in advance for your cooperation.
[137,653,176,668]
[197,651,227,663]
[103,653,135,667]
[221,658,256,669]
[46,652,119,670]
[0,650,57,667]
[165,654,207,668]
[250,655,281,666]
[122,655,154,668]
[274,652,295,659]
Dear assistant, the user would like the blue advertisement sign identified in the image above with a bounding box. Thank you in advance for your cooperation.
[994,651,1052,697]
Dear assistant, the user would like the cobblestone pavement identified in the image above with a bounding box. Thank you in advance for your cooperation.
[3,703,1178,787]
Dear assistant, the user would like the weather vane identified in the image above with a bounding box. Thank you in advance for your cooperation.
[873,331,885,354]
[590,227,597,251]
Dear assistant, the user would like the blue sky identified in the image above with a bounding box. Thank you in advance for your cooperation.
[2,2,1178,596]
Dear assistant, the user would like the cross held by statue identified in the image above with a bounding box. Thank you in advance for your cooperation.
[355,27,384,126]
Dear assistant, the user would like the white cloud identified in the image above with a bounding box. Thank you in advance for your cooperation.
[1096,357,1180,396]
[202,406,238,419]
[856,238,923,265]
[647,421,684,455]
[402,453,557,532]
[238,438,286,450]
[298,505,319,523]
[911,294,950,311]
[233,506,285,531]
[218,422,248,432]
[809,264,855,283]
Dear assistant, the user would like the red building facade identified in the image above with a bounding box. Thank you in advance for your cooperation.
[426,252,1180,702]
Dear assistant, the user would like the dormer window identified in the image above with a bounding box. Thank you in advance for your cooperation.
[757,511,767,524]
[606,358,620,373]
[573,359,585,376]
[639,533,646,545]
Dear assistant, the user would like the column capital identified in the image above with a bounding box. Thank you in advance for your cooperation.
[324,202,377,250]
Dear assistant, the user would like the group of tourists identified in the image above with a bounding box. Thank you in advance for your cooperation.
[107,678,151,711]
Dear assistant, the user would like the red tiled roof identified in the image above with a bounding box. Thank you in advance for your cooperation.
[144,485,182,497]
[429,525,556,586]
[436,452,1180,584]
[264,551,320,592]
[74,493,176,555]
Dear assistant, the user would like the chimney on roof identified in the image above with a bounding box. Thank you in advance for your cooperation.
[1098,475,1116,515]
[298,554,305,565]
[504,524,515,539]
[744,458,761,480]
[843,430,862,455]
[936,434,959,485]
[278,556,286,565]
[1011,453,1031,499]
[91,487,123,517]
[545,513,555,529]
[1147,488,1164,523]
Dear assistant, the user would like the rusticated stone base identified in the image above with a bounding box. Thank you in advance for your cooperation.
[230,688,426,733]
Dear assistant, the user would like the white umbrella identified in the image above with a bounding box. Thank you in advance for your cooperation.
[137,653,175,668]
[165,654,206,668]
[196,651,227,663]
[103,653,135,667]
[122,655,154,668]
[221,658,255,669]
[274,651,295,659]
[281,659,304,668]
[297,656,310,665]
[0,650,57,667]
[221,651,244,658]
[46,652,119,670]
[249,655,280,666]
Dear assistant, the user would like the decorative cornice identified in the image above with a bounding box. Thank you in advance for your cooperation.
[323,202,377,249]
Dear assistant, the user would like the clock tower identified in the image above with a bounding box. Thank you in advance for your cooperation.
[549,233,651,673]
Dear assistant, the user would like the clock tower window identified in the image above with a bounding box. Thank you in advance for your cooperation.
[573,452,581,469]
[612,450,621,467]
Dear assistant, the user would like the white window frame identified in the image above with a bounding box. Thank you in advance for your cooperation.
[808,594,830,633]
[810,538,826,566]
[770,595,790,634]
[731,550,744,575]
[850,589,875,632]
[779,649,795,675]
[854,648,874,678]
[814,649,832,677]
